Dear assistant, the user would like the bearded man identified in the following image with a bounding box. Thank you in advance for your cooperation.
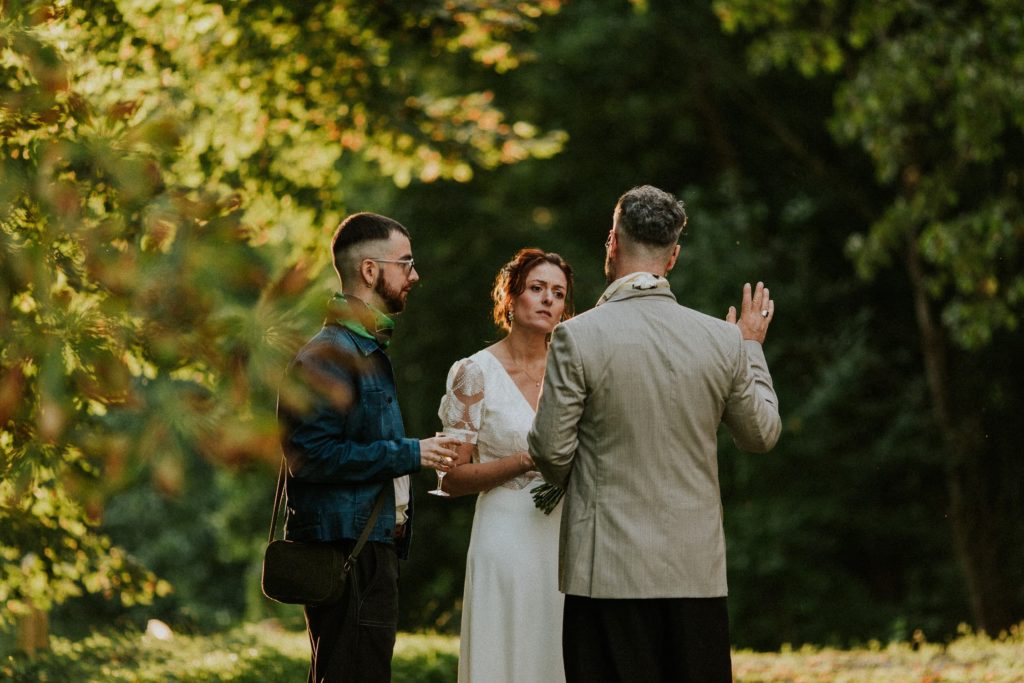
[278,212,458,682]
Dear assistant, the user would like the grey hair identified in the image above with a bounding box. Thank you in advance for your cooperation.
[614,185,687,247]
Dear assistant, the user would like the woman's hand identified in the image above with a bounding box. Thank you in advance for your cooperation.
[450,440,475,467]
[517,452,535,474]
[441,450,535,497]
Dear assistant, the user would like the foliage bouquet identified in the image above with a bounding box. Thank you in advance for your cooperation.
[531,482,564,515]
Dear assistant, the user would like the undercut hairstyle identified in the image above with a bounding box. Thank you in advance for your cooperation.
[492,248,575,332]
[614,185,688,248]
[330,212,410,283]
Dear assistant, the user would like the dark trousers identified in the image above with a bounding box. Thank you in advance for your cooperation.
[303,541,399,683]
[562,594,733,683]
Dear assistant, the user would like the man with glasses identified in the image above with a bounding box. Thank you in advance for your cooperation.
[277,212,459,682]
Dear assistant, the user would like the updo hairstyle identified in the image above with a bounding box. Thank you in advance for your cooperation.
[491,248,575,332]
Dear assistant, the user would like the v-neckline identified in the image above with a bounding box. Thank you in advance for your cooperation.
[483,349,538,414]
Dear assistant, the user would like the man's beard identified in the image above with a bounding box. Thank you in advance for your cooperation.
[375,275,407,314]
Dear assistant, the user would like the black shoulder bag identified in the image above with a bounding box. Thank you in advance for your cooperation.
[261,458,388,605]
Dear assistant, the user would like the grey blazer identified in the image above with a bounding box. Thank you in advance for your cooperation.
[528,284,781,598]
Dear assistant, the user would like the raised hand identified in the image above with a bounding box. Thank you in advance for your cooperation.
[726,281,774,344]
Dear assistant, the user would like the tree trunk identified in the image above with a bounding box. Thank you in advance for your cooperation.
[905,242,1017,634]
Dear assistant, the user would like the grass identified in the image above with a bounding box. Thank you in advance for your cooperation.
[731,626,1024,682]
[2,621,1022,682]
[1,621,457,682]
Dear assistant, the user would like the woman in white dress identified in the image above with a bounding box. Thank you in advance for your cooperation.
[438,248,575,683]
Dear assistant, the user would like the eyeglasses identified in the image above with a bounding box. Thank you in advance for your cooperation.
[367,257,416,274]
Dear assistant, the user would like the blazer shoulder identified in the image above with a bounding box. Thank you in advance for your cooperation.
[552,306,587,330]
[555,307,614,345]
[562,299,630,326]
[679,306,743,341]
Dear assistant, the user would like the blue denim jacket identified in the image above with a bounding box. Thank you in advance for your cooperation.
[278,321,420,558]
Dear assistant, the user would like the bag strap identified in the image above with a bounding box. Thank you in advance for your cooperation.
[268,457,391,570]
[343,488,388,572]
[268,457,287,544]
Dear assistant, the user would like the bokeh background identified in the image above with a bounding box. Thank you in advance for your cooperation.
[2,0,1022,654]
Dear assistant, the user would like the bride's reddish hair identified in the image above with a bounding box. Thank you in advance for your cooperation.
[492,248,575,332]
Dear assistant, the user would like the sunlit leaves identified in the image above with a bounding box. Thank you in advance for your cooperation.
[0,472,169,627]
[2,0,566,628]
[3,2,307,625]
[65,0,568,243]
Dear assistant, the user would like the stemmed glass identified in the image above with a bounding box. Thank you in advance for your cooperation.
[428,432,452,497]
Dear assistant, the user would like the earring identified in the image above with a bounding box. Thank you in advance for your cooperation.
[507,310,515,324]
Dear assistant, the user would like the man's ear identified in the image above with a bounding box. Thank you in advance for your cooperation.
[607,229,619,258]
[358,258,377,288]
[665,244,681,274]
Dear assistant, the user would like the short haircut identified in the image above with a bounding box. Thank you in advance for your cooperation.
[614,185,688,248]
[492,248,575,332]
[330,212,410,283]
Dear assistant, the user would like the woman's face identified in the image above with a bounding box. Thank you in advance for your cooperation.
[510,261,568,333]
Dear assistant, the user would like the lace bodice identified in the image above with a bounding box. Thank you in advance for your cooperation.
[438,350,541,490]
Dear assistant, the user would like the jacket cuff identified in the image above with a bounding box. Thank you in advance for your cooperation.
[399,437,421,473]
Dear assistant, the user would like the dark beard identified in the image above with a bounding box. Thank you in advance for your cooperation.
[375,275,406,314]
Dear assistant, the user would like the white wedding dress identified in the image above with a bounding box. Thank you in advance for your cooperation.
[439,349,565,683]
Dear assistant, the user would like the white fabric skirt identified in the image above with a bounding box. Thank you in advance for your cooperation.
[458,484,565,683]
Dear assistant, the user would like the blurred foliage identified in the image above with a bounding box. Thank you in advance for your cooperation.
[1,0,563,630]
[50,462,280,635]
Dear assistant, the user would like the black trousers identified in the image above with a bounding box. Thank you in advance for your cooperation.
[303,541,399,683]
[562,594,733,683]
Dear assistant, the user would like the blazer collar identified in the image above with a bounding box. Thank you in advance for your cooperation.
[603,285,677,305]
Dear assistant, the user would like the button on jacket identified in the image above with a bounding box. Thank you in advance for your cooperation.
[279,322,421,558]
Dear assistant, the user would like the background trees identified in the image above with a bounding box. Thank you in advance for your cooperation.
[714,0,1024,634]
[2,0,1021,651]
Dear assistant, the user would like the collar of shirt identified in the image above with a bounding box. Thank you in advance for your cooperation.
[326,292,395,349]
[596,272,671,306]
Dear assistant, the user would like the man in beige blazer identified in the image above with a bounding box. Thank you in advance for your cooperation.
[528,185,781,683]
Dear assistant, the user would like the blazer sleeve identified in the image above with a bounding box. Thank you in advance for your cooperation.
[722,336,782,453]
[528,322,587,487]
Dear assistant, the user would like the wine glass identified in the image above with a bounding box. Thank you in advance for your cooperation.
[428,431,453,497]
